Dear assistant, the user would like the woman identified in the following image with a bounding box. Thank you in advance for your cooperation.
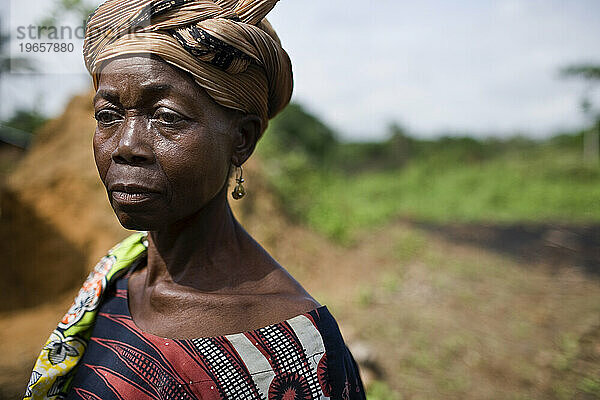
[25,0,364,399]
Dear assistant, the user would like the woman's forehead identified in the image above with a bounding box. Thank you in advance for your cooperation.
[95,56,207,104]
[98,55,194,86]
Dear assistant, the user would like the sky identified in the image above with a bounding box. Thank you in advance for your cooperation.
[2,0,600,140]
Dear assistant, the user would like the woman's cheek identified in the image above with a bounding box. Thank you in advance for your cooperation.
[93,134,111,181]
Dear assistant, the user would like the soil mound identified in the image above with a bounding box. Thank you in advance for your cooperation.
[1,90,128,311]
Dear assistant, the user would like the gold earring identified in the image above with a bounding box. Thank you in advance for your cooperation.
[231,165,245,200]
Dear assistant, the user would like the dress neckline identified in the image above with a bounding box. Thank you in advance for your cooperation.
[120,269,327,342]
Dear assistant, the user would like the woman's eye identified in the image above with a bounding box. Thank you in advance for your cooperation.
[154,108,184,125]
[95,110,122,125]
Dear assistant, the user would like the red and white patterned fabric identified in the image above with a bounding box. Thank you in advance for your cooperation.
[65,262,365,400]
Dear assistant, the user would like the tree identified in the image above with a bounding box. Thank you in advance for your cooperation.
[40,0,98,28]
[561,63,600,164]
[268,103,338,162]
[0,0,94,135]
[561,65,600,81]
[0,32,35,74]
[0,14,37,140]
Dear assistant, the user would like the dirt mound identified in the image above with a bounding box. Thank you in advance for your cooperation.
[0,190,86,310]
[1,90,128,311]
[6,90,129,261]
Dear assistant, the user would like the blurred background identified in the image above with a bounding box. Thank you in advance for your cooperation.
[1,0,599,399]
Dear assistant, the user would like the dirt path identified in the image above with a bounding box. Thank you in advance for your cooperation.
[329,221,600,399]
[416,222,600,275]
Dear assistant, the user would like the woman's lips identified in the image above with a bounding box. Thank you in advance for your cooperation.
[111,191,159,204]
[109,184,161,206]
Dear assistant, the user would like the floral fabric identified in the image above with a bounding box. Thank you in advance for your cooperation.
[24,233,148,399]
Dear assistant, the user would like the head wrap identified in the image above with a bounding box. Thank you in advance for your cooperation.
[83,0,293,127]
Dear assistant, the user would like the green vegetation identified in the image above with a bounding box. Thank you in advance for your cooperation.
[1,109,47,135]
[366,381,402,400]
[0,109,48,152]
[258,103,600,243]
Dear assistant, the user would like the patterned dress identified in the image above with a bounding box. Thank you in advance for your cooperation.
[25,233,364,400]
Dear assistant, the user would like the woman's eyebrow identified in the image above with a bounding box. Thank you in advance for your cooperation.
[94,89,121,104]
[138,83,172,95]
[94,84,175,106]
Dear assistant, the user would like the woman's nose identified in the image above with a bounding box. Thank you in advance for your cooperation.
[111,117,154,165]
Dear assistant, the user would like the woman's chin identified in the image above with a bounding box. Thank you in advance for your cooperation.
[115,212,163,232]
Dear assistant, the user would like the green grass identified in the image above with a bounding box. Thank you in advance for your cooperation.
[366,381,402,400]
[258,143,600,243]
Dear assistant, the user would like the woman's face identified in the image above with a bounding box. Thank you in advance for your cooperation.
[93,56,241,230]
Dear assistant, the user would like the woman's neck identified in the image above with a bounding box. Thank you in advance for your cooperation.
[143,187,266,292]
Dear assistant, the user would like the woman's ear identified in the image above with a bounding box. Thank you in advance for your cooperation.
[231,114,262,166]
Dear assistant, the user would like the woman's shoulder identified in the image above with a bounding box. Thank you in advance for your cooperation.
[246,267,321,324]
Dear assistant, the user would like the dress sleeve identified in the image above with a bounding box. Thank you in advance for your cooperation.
[336,345,366,400]
[309,308,366,399]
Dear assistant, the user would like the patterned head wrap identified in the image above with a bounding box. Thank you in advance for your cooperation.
[83,0,293,127]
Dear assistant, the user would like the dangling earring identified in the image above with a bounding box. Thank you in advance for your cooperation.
[231,165,246,200]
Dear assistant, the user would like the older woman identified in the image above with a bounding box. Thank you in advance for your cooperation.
[25,0,364,399]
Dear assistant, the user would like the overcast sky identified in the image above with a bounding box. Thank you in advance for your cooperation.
[2,0,600,140]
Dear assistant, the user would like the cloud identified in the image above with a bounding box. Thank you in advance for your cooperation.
[269,0,600,138]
